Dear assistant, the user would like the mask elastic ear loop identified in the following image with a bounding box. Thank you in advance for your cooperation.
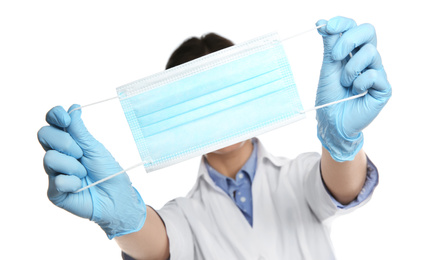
[68,96,118,114]
[280,24,325,42]
[72,90,367,193]
[299,91,368,114]
[73,161,147,193]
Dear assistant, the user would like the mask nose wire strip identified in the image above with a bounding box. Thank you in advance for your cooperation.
[72,91,367,193]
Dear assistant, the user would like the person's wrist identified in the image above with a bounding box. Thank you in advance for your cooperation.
[92,187,147,240]
[317,120,364,162]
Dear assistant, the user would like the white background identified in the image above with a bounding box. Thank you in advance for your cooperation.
[1,0,431,259]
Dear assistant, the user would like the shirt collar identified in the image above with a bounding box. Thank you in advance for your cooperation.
[205,139,258,187]
[198,138,285,186]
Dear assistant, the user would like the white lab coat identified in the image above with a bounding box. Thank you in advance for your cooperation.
[158,139,373,260]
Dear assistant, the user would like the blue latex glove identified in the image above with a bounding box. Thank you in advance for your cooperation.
[315,16,392,162]
[37,105,146,239]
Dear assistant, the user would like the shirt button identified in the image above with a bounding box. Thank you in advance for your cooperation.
[240,197,246,203]
[238,173,244,179]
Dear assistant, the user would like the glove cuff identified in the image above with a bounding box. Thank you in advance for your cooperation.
[92,187,147,240]
[317,124,364,162]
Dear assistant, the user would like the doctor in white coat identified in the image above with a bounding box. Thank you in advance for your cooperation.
[37,16,391,260]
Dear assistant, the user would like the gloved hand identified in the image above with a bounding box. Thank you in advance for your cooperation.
[315,16,392,162]
[37,105,146,239]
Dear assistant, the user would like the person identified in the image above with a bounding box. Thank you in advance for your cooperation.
[37,16,391,259]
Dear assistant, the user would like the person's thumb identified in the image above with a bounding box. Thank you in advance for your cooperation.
[67,104,100,153]
[316,17,357,63]
[316,19,339,64]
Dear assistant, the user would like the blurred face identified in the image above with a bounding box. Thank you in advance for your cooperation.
[208,141,248,155]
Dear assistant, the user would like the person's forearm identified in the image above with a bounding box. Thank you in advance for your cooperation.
[115,206,170,260]
[321,147,367,205]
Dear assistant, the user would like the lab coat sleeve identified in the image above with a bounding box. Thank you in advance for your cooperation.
[157,199,195,260]
[302,153,378,222]
[325,156,379,209]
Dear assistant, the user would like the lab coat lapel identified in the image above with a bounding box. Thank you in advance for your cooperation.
[197,158,260,258]
[250,140,301,259]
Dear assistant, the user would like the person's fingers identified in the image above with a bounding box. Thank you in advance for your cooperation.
[66,104,101,152]
[341,43,383,88]
[37,126,83,158]
[43,150,87,178]
[46,106,71,128]
[54,175,82,193]
[324,16,357,35]
[332,23,377,61]
[316,16,357,64]
[352,68,392,99]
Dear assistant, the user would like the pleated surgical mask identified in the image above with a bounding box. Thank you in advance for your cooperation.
[72,25,367,193]
[117,32,304,172]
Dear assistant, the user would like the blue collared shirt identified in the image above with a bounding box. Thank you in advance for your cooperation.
[205,140,258,226]
[205,139,379,226]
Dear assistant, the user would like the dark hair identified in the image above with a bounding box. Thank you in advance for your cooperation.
[165,33,234,70]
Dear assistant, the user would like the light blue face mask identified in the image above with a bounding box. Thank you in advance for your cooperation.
[71,25,367,192]
[116,32,304,172]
